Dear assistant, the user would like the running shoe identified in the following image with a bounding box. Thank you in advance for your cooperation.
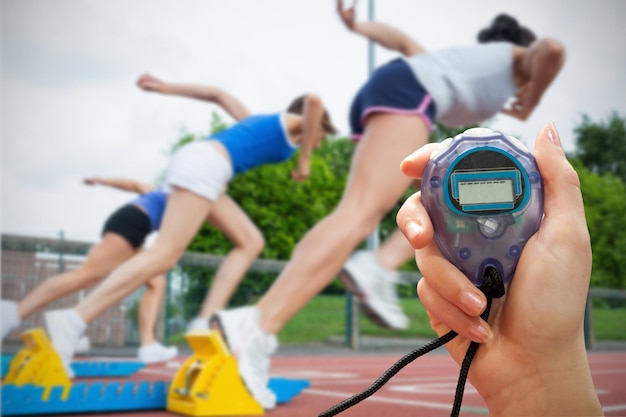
[211,306,277,410]
[44,309,83,379]
[340,250,409,330]
[75,335,91,353]
[138,342,178,364]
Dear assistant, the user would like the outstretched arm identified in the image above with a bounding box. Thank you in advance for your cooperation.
[502,39,566,121]
[336,0,425,57]
[136,73,252,122]
[83,177,154,194]
[291,94,325,182]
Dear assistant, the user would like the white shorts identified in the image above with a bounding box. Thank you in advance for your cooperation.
[164,141,233,201]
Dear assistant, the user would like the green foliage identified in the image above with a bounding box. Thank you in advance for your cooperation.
[571,112,626,183]
[567,112,626,290]
[571,159,626,289]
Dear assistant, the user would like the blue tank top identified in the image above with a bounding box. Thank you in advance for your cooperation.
[210,113,297,175]
[128,188,167,232]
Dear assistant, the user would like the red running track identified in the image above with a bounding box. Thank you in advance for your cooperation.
[15,351,626,417]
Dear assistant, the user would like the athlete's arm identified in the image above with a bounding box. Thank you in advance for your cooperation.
[83,177,154,194]
[337,0,425,57]
[291,94,325,182]
[502,40,565,121]
[136,73,252,122]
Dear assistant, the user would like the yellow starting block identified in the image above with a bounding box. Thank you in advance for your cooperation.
[167,330,264,416]
[4,328,72,400]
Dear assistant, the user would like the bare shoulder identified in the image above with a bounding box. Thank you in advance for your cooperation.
[283,113,304,144]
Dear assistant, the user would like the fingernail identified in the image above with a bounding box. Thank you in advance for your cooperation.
[546,121,561,147]
[460,291,485,315]
[470,322,493,343]
[405,221,423,242]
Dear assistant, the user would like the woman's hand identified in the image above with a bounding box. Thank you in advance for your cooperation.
[396,123,602,415]
[83,177,101,186]
[291,159,310,182]
[500,82,537,121]
[336,0,357,30]
[136,73,166,93]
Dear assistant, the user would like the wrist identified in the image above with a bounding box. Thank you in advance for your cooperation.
[158,82,170,94]
[483,346,601,416]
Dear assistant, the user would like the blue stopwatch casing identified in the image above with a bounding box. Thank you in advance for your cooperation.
[421,128,544,286]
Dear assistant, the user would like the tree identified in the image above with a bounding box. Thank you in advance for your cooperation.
[571,112,626,183]
[571,159,626,290]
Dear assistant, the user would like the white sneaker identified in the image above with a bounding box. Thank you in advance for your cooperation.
[138,342,178,364]
[44,309,83,379]
[340,250,409,330]
[211,307,277,410]
[1,300,20,339]
[187,317,209,332]
[75,335,91,353]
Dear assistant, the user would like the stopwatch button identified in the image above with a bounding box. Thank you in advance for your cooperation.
[507,135,529,152]
[462,127,494,136]
[431,138,453,159]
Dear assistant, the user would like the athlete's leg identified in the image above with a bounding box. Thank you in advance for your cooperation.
[194,194,264,320]
[375,228,417,270]
[136,273,178,363]
[258,113,429,333]
[76,188,213,323]
[17,233,135,320]
[138,274,167,346]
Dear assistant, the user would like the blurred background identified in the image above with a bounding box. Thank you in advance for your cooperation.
[2,0,625,349]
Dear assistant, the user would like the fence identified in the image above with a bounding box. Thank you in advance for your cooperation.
[1,234,149,346]
[2,233,624,349]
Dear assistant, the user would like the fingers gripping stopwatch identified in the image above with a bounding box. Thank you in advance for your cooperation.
[421,128,544,286]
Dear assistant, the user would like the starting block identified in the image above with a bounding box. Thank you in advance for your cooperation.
[3,328,72,400]
[1,381,168,416]
[167,330,264,416]
[2,356,145,379]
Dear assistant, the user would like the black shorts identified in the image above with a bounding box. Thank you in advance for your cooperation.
[102,205,151,249]
[349,58,437,138]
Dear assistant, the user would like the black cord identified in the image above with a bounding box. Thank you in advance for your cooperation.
[318,266,504,417]
[318,330,457,417]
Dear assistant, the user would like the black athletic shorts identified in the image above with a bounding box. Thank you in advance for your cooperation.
[102,205,150,249]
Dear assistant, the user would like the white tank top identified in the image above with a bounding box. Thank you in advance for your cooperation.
[403,42,517,127]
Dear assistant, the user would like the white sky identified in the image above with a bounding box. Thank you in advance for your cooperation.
[2,0,626,242]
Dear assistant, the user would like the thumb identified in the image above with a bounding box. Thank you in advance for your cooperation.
[533,122,586,227]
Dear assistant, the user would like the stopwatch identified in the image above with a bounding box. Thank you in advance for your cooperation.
[421,127,544,286]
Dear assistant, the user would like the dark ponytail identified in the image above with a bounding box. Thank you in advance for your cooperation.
[287,95,337,135]
[478,13,536,46]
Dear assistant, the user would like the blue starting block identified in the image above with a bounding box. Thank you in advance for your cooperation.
[0,377,310,415]
[270,377,311,403]
[1,356,145,379]
[1,381,168,416]
[70,361,145,377]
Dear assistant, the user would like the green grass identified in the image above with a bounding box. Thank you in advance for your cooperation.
[279,295,436,344]
[592,307,626,340]
[169,296,626,345]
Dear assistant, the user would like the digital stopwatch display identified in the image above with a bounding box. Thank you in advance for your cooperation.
[445,149,527,215]
[421,128,543,285]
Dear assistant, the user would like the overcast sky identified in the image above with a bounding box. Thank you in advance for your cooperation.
[2,0,625,242]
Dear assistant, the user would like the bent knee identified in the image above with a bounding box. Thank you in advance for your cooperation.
[146,275,167,291]
[334,204,385,237]
[247,230,265,257]
[145,246,184,272]
[232,227,265,257]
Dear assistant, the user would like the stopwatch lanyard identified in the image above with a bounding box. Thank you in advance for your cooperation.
[318,267,505,417]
